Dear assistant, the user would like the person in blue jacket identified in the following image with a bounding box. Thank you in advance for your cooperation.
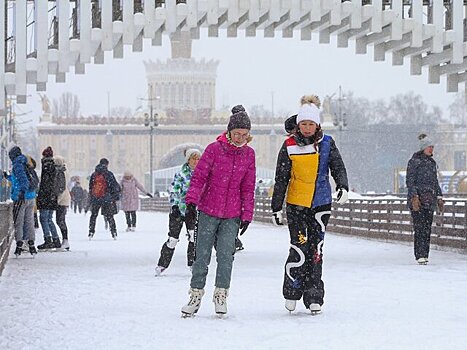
[7,146,37,256]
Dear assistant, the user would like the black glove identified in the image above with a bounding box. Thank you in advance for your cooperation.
[272,211,284,226]
[171,205,181,218]
[239,221,250,236]
[3,171,8,179]
[17,191,25,201]
[146,193,153,198]
[185,203,197,230]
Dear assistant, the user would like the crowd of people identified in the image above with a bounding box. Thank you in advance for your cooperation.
[1,93,444,318]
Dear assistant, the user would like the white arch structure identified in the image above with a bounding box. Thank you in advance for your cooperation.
[1,0,467,113]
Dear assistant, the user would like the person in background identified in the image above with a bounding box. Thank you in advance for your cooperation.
[37,146,60,250]
[6,146,37,256]
[271,95,348,315]
[88,158,121,240]
[70,181,85,213]
[119,170,152,232]
[181,105,256,317]
[406,134,444,265]
[155,148,201,276]
[54,156,71,250]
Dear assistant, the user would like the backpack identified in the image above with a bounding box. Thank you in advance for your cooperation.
[92,173,107,198]
[24,163,39,192]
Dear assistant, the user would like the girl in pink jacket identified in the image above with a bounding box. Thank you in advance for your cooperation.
[181,105,256,317]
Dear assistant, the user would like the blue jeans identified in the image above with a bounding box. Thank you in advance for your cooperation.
[39,209,59,239]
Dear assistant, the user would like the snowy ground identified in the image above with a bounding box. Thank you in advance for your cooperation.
[0,211,466,350]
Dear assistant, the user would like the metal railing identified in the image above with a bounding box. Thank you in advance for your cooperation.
[0,203,13,276]
[141,195,467,252]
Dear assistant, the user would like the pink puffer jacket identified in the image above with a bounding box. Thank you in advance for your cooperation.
[186,132,256,222]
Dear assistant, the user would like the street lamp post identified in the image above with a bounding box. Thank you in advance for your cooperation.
[142,89,160,194]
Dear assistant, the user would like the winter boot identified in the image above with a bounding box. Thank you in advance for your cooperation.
[181,288,205,317]
[14,241,23,256]
[285,299,297,312]
[28,240,37,255]
[125,226,131,232]
[61,239,70,250]
[213,287,229,315]
[52,238,62,249]
[154,266,166,277]
[88,231,95,240]
[38,236,54,250]
[111,231,117,240]
[308,303,322,314]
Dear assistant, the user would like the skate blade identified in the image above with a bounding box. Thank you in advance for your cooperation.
[181,312,196,318]
[310,310,322,316]
[216,313,227,319]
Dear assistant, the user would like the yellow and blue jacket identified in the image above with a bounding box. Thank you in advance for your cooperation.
[271,133,348,212]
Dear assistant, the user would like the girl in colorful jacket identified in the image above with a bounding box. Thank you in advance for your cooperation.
[271,95,349,315]
[181,105,256,317]
[155,149,201,276]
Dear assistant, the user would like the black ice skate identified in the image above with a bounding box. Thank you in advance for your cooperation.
[14,241,23,257]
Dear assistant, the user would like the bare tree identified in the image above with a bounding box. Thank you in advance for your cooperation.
[448,92,467,126]
[52,92,80,118]
[110,106,133,118]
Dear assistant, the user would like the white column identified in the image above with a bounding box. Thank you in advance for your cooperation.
[57,0,70,73]
[391,0,402,40]
[0,0,5,111]
[80,0,91,63]
[123,0,134,44]
[310,0,321,22]
[431,0,443,53]
[411,0,422,47]
[371,0,382,33]
[144,0,156,38]
[452,0,463,64]
[35,0,49,86]
[350,0,361,29]
[101,0,113,50]
[15,0,27,102]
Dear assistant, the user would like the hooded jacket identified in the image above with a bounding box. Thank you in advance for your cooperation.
[88,164,121,205]
[37,156,58,210]
[185,132,256,222]
[8,152,36,201]
[54,156,71,207]
[406,150,442,211]
[271,132,348,212]
[170,163,194,216]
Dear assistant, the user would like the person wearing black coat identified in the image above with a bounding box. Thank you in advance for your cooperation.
[406,134,444,265]
[37,146,60,250]
[88,158,121,240]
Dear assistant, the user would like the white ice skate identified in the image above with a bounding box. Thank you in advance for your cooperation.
[213,287,228,315]
[309,303,322,315]
[61,239,70,251]
[154,266,166,277]
[417,258,428,265]
[181,288,204,317]
[285,299,296,312]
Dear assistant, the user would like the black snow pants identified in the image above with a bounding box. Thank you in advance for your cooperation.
[283,203,331,308]
[411,208,434,260]
[157,210,195,268]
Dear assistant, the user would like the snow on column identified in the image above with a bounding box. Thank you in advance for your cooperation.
[390,0,403,41]
[57,0,70,75]
[410,0,422,48]
[431,0,444,53]
[35,0,49,90]
[451,0,463,64]
[143,0,156,39]
[0,0,5,112]
[101,0,113,51]
[371,0,382,33]
[14,0,27,103]
[123,0,134,45]
[79,0,91,64]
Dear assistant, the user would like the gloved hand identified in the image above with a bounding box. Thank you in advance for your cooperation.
[272,211,284,226]
[437,198,444,213]
[171,205,181,218]
[336,188,349,204]
[239,221,250,236]
[17,191,25,201]
[411,196,421,211]
[146,193,153,198]
[3,171,7,179]
[185,203,197,230]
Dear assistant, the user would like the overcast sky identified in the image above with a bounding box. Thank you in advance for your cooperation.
[20,29,456,125]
